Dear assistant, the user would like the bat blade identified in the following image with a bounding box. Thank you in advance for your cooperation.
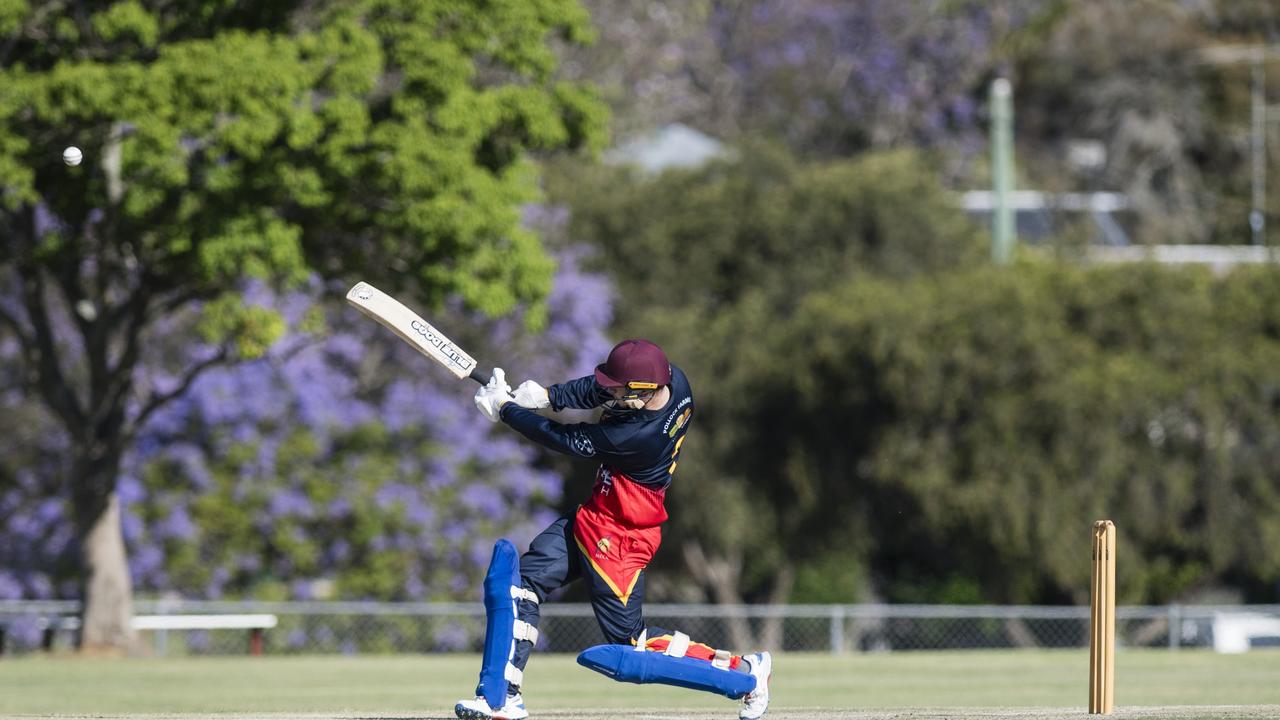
[346,281,487,384]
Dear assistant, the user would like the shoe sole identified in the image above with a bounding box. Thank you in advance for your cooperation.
[455,704,527,720]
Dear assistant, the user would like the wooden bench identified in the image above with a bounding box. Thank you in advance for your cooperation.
[1,614,278,655]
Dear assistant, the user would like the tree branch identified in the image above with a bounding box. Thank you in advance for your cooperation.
[0,0,71,69]
[49,254,108,417]
[0,302,32,349]
[20,269,86,430]
[98,284,152,428]
[156,287,210,317]
[125,346,231,443]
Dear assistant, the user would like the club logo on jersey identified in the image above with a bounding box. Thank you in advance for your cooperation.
[667,408,692,437]
[663,397,692,435]
[596,537,612,557]
[570,430,596,456]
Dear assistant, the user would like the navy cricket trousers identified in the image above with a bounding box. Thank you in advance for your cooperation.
[509,514,659,683]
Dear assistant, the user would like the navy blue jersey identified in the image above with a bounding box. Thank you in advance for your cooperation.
[498,365,694,489]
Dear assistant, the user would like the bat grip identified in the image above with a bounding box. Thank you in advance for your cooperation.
[469,367,489,385]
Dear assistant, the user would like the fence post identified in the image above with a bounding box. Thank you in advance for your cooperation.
[829,605,845,654]
[1168,604,1181,650]
[155,608,169,657]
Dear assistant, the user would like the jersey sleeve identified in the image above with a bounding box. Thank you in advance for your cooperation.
[499,403,618,459]
[547,375,609,411]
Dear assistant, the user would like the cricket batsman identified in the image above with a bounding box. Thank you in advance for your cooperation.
[456,339,772,720]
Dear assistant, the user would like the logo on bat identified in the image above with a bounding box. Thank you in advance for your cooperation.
[410,319,474,370]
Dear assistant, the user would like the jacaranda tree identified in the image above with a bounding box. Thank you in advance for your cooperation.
[0,0,607,651]
[0,244,615,654]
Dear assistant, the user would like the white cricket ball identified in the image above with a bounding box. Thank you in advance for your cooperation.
[63,146,83,167]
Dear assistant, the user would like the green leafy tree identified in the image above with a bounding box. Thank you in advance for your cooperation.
[755,262,1280,605]
[547,146,983,642]
[0,0,606,652]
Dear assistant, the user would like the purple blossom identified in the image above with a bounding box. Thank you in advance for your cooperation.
[1,242,615,602]
[0,572,23,600]
[26,574,53,599]
[705,0,1019,154]
[461,485,506,516]
[2,616,42,649]
[205,567,231,599]
[268,489,313,518]
[326,539,350,564]
[289,579,312,600]
[327,498,351,518]
[404,572,425,598]
[442,523,468,543]
[188,630,210,652]
[403,498,434,527]
[119,509,144,544]
[116,475,145,505]
[130,544,166,586]
[34,202,69,237]
[433,622,470,651]
[155,507,196,541]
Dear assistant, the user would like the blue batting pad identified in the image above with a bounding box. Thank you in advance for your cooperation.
[478,539,520,710]
[577,644,756,699]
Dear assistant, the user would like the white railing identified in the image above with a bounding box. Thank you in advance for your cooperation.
[2,601,1278,656]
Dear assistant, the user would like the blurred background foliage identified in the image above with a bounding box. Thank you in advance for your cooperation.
[1,0,1279,636]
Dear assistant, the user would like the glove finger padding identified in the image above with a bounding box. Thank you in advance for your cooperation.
[474,384,512,422]
[513,380,550,409]
[488,368,510,393]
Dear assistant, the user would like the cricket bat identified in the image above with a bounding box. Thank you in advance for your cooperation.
[345,281,489,385]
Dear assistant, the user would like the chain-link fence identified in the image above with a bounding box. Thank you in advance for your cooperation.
[2,601,1279,657]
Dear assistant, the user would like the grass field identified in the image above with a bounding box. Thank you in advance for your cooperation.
[1,650,1278,720]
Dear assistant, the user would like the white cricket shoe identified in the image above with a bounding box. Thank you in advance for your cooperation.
[739,651,772,720]
[454,693,529,720]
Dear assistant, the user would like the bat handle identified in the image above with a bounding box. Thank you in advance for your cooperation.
[469,367,489,385]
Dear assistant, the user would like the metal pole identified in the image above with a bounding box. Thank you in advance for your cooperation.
[1251,59,1267,246]
[991,78,1015,263]
[829,605,845,654]
[1168,604,1181,650]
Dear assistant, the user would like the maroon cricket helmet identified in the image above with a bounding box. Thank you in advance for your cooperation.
[594,339,672,389]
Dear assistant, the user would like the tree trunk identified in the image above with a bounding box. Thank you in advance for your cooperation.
[74,487,135,654]
[758,564,794,652]
[681,539,755,650]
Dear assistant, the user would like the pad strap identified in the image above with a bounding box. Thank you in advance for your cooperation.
[711,648,732,670]
[505,664,523,687]
[513,620,539,644]
[512,587,539,605]
[664,631,691,658]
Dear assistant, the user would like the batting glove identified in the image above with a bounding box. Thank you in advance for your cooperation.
[513,380,551,410]
[474,368,514,422]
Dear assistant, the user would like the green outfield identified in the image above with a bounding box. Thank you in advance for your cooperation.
[1,650,1278,719]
